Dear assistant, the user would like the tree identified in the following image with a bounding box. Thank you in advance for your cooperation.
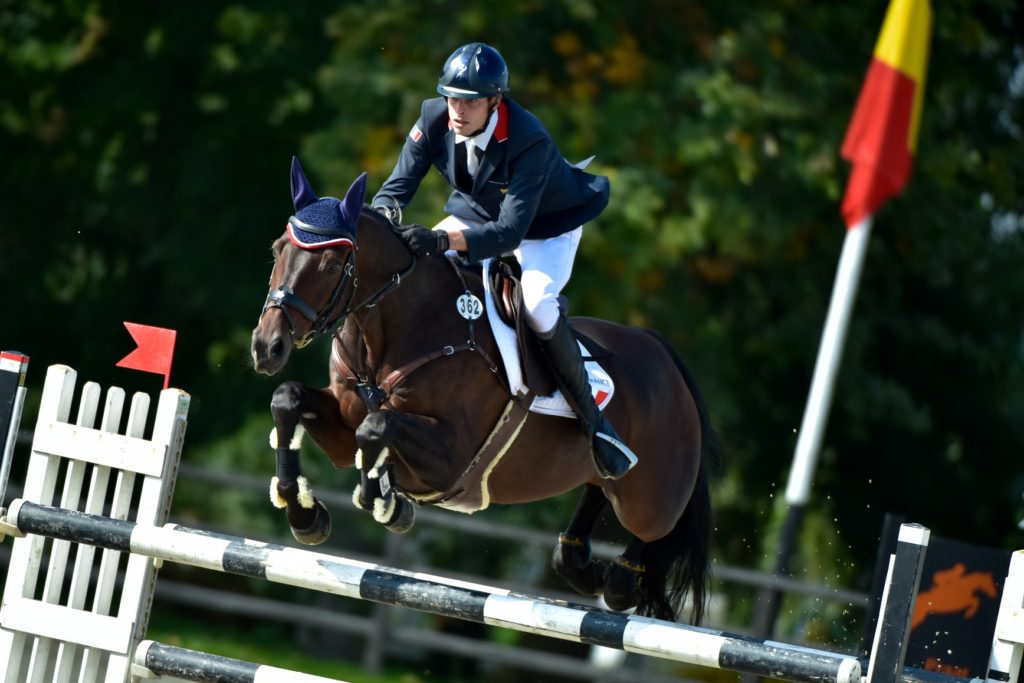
[3,3,1022,642]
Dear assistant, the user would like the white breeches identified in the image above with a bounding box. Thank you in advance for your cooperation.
[432,215,582,335]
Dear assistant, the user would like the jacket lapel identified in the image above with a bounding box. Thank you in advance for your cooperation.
[472,142,503,192]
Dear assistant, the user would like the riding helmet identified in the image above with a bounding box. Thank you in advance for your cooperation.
[437,43,509,99]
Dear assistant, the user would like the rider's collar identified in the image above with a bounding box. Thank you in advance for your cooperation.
[455,109,499,151]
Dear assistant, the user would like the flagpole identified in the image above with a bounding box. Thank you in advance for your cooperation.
[750,214,874,638]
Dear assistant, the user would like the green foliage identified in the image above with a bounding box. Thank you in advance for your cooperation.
[3,0,1023,650]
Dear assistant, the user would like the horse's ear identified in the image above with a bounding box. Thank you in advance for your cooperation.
[290,156,319,211]
[339,172,368,229]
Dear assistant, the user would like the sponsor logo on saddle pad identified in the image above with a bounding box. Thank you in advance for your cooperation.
[527,348,613,417]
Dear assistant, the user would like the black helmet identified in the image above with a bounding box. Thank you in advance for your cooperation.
[437,43,509,99]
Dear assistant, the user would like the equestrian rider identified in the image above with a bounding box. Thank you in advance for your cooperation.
[371,42,636,480]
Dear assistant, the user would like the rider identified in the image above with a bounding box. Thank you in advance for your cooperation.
[371,42,636,480]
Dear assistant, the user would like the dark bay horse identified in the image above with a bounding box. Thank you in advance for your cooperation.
[250,158,718,623]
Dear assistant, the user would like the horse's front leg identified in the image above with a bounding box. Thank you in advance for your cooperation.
[269,381,357,545]
[352,410,457,534]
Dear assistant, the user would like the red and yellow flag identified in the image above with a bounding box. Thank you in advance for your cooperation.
[840,0,932,228]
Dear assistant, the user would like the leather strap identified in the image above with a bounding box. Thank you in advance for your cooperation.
[331,340,361,384]
[378,257,501,397]
[331,256,503,403]
[413,394,532,507]
[380,342,477,395]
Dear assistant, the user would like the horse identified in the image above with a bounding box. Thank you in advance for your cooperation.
[250,157,719,623]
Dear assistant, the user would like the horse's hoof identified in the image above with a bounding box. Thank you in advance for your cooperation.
[383,495,415,534]
[552,540,605,596]
[289,499,331,545]
[603,557,643,612]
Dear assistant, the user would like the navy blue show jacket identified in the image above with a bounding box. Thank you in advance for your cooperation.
[371,96,610,264]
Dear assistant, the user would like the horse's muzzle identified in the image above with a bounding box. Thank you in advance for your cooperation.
[251,323,292,376]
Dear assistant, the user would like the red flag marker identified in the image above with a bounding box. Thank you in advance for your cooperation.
[116,322,177,389]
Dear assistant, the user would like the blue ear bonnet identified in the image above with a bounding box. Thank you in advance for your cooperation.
[289,198,353,248]
[287,156,367,250]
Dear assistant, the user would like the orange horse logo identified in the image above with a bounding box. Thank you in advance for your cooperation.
[912,562,998,630]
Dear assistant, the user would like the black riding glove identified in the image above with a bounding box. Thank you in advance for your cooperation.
[399,225,450,256]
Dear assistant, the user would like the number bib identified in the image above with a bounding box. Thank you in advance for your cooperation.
[456,293,484,320]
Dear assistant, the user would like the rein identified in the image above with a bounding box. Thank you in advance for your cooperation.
[333,255,502,410]
[377,257,499,396]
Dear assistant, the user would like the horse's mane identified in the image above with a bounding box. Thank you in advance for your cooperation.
[358,205,483,284]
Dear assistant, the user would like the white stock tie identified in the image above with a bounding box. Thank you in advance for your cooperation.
[467,139,481,177]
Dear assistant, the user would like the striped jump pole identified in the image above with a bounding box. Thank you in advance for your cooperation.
[134,641,348,683]
[8,499,862,683]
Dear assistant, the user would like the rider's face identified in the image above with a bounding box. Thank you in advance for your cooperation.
[447,96,496,135]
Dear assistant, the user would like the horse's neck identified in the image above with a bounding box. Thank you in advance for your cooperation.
[354,214,412,283]
[355,255,476,370]
[336,313,380,378]
[347,216,442,364]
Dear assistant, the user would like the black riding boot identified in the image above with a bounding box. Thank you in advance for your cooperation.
[539,317,637,479]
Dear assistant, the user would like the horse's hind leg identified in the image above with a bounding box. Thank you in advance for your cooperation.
[552,484,609,596]
[604,538,646,615]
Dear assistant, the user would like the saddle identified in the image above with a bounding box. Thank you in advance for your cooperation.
[487,259,612,398]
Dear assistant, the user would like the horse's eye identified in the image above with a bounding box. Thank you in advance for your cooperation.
[325,260,343,274]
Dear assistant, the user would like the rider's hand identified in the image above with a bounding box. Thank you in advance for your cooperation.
[398,225,450,256]
[372,203,400,225]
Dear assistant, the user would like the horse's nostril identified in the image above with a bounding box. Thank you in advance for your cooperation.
[269,337,285,360]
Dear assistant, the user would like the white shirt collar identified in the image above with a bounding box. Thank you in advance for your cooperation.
[455,109,499,150]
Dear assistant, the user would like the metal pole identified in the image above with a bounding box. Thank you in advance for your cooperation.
[0,351,30,512]
[866,524,930,683]
[751,216,874,639]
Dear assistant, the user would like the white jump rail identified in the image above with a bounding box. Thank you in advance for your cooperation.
[6,497,865,683]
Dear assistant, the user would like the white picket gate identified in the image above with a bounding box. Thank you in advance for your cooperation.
[0,364,189,682]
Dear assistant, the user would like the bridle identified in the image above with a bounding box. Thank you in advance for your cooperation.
[259,234,417,350]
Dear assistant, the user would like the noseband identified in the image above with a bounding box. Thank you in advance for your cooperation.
[260,245,417,349]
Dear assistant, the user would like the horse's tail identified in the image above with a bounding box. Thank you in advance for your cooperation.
[635,329,722,625]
